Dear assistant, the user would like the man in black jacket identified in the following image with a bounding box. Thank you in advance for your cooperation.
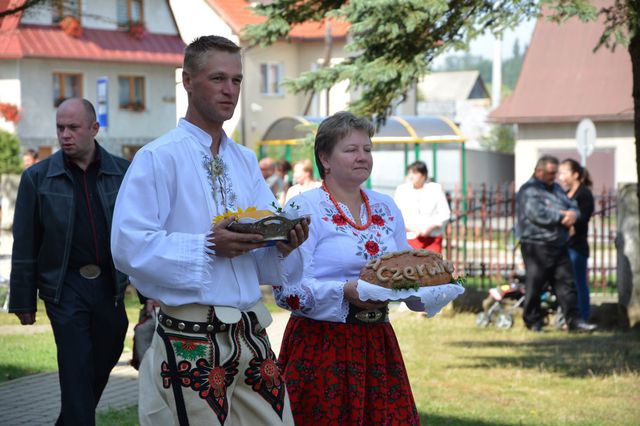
[516,155,596,333]
[9,98,130,425]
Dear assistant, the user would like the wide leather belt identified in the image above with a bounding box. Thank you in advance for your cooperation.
[79,264,101,279]
[345,304,389,325]
[158,309,228,334]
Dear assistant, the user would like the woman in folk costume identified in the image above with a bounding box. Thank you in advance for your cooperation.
[275,112,421,425]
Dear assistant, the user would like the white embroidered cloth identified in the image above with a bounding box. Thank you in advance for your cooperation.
[357,280,465,317]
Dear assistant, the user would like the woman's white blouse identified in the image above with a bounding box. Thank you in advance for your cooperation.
[276,187,410,322]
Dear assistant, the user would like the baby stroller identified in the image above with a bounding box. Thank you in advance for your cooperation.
[476,271,526,329]
[476,271,564,329]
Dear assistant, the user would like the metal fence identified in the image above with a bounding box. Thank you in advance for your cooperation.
[443,183,617,293]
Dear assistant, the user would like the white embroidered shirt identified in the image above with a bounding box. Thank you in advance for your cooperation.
[111,119,299,309]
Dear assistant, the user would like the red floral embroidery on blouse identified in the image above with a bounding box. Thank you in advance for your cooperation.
[332,214,347,226]
[371,214,384,226]
[286,295,301,310]
[365,240,379,256]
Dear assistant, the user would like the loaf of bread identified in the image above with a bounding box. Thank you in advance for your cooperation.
[359,249,455,289]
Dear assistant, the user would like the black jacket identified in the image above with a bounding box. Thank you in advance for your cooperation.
[9,143,129,313]
[568,184,594,257]
[516,176,580,246]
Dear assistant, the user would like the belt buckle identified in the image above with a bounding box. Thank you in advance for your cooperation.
[79,264,101,279]
[355,309,383,323]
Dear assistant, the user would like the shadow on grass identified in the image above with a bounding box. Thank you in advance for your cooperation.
[0,365,49,383]
[420,412,515,426]
[449,331,640,377]
[94,406,515,426]
[97,405,138,426]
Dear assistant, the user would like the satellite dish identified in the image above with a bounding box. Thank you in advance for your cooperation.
[576,119,596,166]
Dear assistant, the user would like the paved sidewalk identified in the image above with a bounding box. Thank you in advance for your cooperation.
[0,229,295,424]
[0,311,292,425]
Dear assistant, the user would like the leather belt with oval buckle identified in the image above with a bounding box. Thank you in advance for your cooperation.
[346,304,389,325]
[355,309,384,323]
[79,264,101,279]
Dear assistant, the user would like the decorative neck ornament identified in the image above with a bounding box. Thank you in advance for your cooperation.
[322,180,372,230]
[204,154,226,208]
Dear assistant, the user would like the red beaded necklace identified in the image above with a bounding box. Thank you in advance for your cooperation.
[322,181,373,230]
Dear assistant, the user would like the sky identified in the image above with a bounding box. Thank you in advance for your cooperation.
[433,17,537,66]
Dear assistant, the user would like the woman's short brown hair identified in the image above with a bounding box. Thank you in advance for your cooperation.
[314,111,374,179]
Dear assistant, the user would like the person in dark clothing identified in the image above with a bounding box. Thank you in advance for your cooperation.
[559,159,595,321]
[516,155,596,332]
[9,98,130,425]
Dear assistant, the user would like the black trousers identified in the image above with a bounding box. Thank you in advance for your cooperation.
[520,242,579,327]
[45,270,128,426]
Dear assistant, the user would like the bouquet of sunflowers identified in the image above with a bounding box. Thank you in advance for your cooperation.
[213,202,308,242]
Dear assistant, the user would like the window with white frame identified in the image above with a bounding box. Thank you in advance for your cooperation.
[260,63,283,96]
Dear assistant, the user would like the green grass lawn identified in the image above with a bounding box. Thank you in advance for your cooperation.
[0,332,58,381]
[95,311,640,426]
[0,286,141,383]
[3,287,637,425]
[97,406,138,426]
[397,313,640,425]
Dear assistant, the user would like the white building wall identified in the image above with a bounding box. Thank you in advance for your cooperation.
[170,0,236,43]
[0,61,21,133]
[514,122,637,189]
[144,0,177,34]
[19,2,52,25]
[20,0,177,33]
[371,143,513,196]
[83,0,117,29]
[243,43,300,147]
[296,42,349,117]
[169,0,240,140]
[418,99,492,151]
[17,59,177,155]
[370,147,461,195]
[456,99,491,150]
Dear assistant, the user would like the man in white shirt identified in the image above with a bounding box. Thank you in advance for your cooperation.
[111,35,307,426]
[394,160,450,253]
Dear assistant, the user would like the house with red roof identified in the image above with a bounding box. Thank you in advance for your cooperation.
[489,7,636,190]
[170,0,357,147]
[0,0,185,159]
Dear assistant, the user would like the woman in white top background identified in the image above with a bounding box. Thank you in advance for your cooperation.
[394,161,451,253]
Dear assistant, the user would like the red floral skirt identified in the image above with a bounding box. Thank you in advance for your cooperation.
[278,316,421,425]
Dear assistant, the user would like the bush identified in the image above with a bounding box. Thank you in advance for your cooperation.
[480,124,515,153]
[0,130,23,174]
